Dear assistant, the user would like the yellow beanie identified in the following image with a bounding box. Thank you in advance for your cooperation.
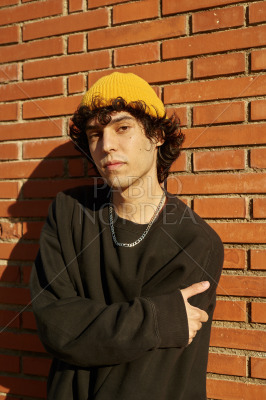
[81,72,165,118]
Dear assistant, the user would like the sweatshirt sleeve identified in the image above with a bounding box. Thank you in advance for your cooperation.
[30,195,189,368]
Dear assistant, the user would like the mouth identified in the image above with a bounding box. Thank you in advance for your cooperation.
[104,161,125,171]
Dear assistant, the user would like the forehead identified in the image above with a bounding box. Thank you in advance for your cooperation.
[88,111,137,127]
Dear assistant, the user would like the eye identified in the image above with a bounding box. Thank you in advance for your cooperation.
[118,125,129,132]
[87,132,100,141]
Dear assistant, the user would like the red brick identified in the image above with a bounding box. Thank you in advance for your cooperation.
[253,198,266,218]
[0,77,63,102]
[0,0,63,26]
[89,60,187,87]
[0,354,20,373]
[89,0,137,7]
[164,75,266,104]
[167,173,266,195]
[88,16,186,50]
[169,152,187,172]
[213,300,246,322]
[0,25,19,44]
[163,0,252,14]
[166,106,187,126]
[251,49,266,71]
[0,143,19,160]
[22,221,44,239]
[0,287,31,305]
[23,138,79,159]
[23,8,108,41]
[194,197,246,218]
[207,378,266,400]
[193,102,245,126]
[0,103,18,121]
[0,0,18,6]
[251,302,266,323]
[0,309,20,329]
[68,33,85,53]
[0,160,64,179]
[0,265,20,282]
[0,64,18,82]
[113,0,158,24]
[217,275,266,297]
[22,311,37,330]
[210,326,266,351]
[193,6,244,33]
[251,357,266,379]
[0,119,63,141]
[23,356,51,376]
[23,95,82,119]
[224,248,246,269]
[250,100,266,121]
[211,222,266,243]
[68,74,85,94]
[193,149,245,171]
[163,25,266,59]
[0,221,22,239]
[0,396,21,400]
[183,124,266,149]
[0,376,46,398]
[249,1,266,24]
[23,178,94,198]
[152,85,161,99]
[0,182,19,198]
[0,200,50,218]
[0,242,39,261]
[114,42,160,67]
[250,147,266,168]
[69,0,83,13]
[0,36,63,63]
[250,249,266,270]
[23,50,110,79]
[22,265,32,285]
[207,353,246,376]
[68,158,84,177]
[193,53,245,79]
[0,331,45,353]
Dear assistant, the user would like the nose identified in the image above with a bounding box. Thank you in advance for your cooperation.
[102,127,118,153]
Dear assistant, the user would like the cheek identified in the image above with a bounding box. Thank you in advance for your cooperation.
[89,146,100,165]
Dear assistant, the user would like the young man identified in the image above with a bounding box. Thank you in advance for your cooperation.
[30,72,224,399]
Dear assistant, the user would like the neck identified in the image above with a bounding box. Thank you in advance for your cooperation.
[111,178,165,224]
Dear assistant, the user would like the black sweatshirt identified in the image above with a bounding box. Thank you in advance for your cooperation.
[30,185,224,400]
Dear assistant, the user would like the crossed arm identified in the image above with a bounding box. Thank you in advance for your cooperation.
[30,194,223,368]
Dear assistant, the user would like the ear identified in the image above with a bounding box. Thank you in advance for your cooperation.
[156,138,164,147]
[155,129,165,147]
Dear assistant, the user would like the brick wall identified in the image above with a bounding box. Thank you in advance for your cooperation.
[0,0,265,399]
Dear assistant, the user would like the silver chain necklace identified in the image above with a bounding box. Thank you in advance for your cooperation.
[109,191,166,248]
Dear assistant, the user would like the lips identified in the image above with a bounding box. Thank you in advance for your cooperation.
[104,160,125,170]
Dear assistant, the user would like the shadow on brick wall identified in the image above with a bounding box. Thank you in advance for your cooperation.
[1,140,100,399]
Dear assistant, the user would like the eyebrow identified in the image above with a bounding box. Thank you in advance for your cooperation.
[86,115,134,131]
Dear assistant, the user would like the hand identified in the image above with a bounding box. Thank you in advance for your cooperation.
[180,281,210,345]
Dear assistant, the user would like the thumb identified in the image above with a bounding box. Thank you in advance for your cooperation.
[181,281,210,300]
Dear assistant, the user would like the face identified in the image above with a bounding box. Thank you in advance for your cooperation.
[86,111,161,191]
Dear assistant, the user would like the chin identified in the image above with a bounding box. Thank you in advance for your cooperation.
[105,175,136,192]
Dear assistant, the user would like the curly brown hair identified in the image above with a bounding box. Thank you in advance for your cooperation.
[69,97,184,183]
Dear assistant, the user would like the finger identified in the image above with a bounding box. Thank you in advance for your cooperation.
[181,281,210,300]
[197,322,202,331]
[188,333,195,342]
[200,310,209,323]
